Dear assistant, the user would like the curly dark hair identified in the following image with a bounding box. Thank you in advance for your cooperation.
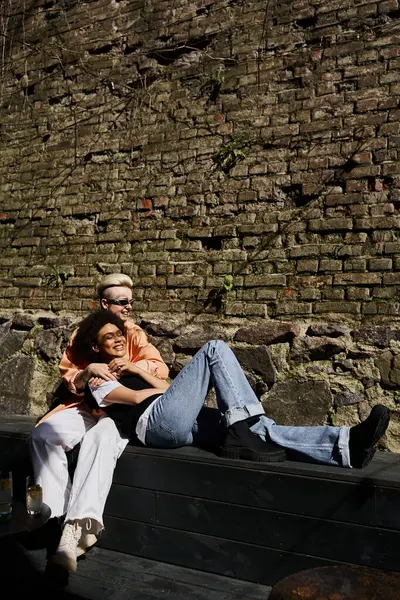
[70,309,126,364]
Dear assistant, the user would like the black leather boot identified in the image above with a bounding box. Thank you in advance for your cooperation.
[349,404,390,468]
[216,417,286,462]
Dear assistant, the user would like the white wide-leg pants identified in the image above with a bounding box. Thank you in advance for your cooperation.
[28,407,128,531]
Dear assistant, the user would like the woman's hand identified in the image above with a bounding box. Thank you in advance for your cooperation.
[89,376,108,389]
[74,363,118,390]
[108,358,138,376]
[87,363,118,381]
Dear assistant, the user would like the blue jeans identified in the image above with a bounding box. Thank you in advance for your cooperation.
[145,341,350,467]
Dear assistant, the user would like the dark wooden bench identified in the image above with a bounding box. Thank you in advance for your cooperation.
[2,414,400,590]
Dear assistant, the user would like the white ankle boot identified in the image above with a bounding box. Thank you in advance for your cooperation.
[52,520,82,572]
[76,532,97,557]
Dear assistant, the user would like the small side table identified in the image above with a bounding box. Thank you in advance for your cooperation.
[0,500,50,539]
[269,565,400,600]
[0,501,52,594]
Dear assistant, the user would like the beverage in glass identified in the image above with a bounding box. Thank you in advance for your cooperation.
[0,471,12,523]
[26,475,43,516]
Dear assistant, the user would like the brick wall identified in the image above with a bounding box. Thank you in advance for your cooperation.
[1,0,400,321]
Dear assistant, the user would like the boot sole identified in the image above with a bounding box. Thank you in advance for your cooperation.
[76,544,95,558]
[217,446,286,462]
[76,535,97,557]
[354,406,390,469]
[370,407,390,446]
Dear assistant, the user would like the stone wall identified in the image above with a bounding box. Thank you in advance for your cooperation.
[1,312,400,452]
[0,0,400,319]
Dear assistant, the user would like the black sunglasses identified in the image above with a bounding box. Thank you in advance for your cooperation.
[106,299,133,307]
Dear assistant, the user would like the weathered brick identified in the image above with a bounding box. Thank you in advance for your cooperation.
[319,259,342,272]
[344,259,367,271]
[314,302,361,314]
[322,288,345,300]
[385,242,400,253]
[383,273,400,285]
[11,237,40,247]
[244,275,287,287]
[355,216,400,230]
[334,273,382,285]
[326,193,362,206]
[309,218,353,232]
[347,287,371,300]
[297,259,319,273]
[369,258,393,270]
[290,245,320,258]
[225,302,268,317]
[275,302,312,315]
[167,276,204,287]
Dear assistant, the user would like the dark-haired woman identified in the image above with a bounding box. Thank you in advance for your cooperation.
[51,310,390,572]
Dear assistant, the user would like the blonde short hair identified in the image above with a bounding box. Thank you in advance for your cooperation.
[97,273,133,299]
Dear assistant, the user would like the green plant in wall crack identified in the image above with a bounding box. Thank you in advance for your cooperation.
[221,274,234,303]
[44,266,70,288]
[204,274,234,313]
[202,67,225,103]
[213,138,246,173]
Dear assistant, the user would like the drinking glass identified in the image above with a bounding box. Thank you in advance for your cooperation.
[0,470,12,523]
[26,475,43,516]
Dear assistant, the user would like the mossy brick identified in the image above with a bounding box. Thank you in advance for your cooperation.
[297,260,319,273]
[225,302,268,317]
[238,223,278,235]
[0,287,20,298]
[376,302,400,315]
[373,287,396,298]
[11,237,40,247]
[385,242,400,253]
[355,216,400,230]
[299,288,321,300]
[309,218,353,231]
[334,273,381,285]
[244,275,286,287]
[344,259,367,271]
[160,230,177,239]
[275,302,312,315]
[369,258,393,270]
[135,252,169,263]
[314,301,361,314]
[290,245,320,258]
[139,264,156,276]
[370,203,395,217]
[347,287,371,300]
[319,259,343,272]
[139,277,166,287]
[167,276,204,287]
[242,236,260,248]
[64,277,94,287]
[383,273,400,285]
[322,288,345,300]
[255,289,278,300]
[127,231,160,241]
[164,240,182,250]
[213,225,237,237]
[187,228,213,238]
[14,277,42,287]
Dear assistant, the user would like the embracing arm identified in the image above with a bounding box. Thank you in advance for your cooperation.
[108,359,170,391]
[103,387,160,406]
[59,330,117,393]
[90,366,170,407]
